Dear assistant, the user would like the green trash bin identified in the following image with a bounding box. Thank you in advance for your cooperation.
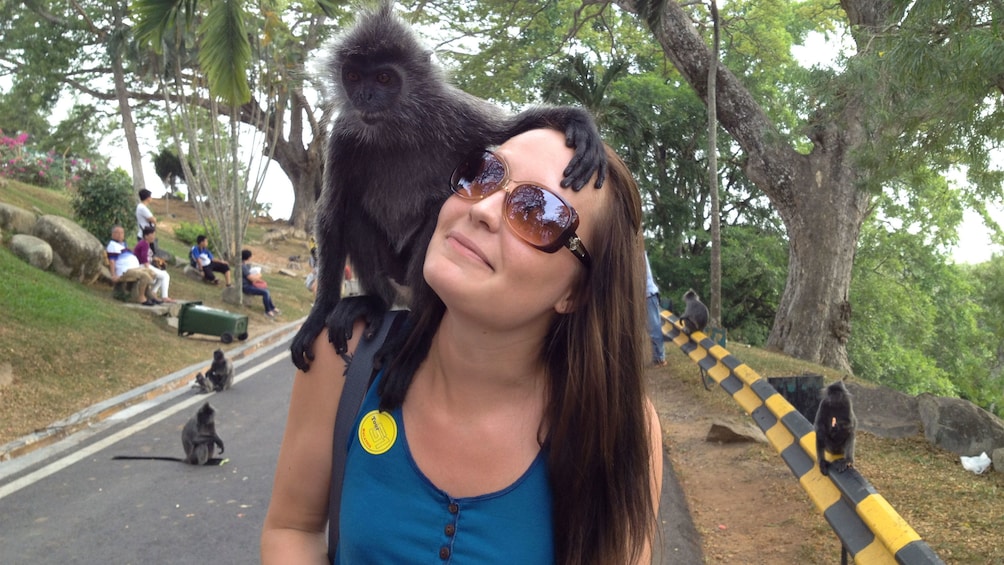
[177,301,249,344]
[767,373,824,422]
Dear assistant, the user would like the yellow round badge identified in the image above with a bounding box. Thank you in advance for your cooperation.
[358,410,397,455]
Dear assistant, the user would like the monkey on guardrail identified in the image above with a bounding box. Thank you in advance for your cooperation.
[814,380,856,476]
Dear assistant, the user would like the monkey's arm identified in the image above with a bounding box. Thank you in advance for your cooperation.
[263,324,365,563]
[289,187,350,371]
[814,409,830,475]
[502,106,607,190]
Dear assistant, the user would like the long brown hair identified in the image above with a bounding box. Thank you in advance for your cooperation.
[544,145,652,563]
[380,143,654,564]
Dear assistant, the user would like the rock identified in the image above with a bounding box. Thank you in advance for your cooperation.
[183,265,204,281]
[845,381,922,439]
[222,285,241,305]
[918,394,1004,456]
[993,447,1004,474]
[706,420,767,444]
[0,202,38,235]
[9,234,53,270]
[30,215,105,284]
[278,268,300,277]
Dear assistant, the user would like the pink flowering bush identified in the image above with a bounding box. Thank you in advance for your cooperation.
[0,129,96,190]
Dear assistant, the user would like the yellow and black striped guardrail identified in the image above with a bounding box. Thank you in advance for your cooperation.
[661,310,944,564]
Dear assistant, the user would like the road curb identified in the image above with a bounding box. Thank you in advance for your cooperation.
[0,318,304,463]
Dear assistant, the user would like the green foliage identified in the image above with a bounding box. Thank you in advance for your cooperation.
[152,147,185,184]
[173,220,220,248]
[71,168,135,241]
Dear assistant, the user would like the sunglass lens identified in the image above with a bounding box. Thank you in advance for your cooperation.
[506,184,574,251]
[451,151,505,198]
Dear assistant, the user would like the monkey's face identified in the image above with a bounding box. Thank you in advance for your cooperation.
[341,59,402,121]
[425,129,603,325]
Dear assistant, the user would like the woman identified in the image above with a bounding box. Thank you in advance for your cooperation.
[240,249,280,317]
[262,129,662,564]
[135,226,175,303]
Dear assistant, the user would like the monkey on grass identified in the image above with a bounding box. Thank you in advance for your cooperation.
[288,0,608,373]
[112,402,227,466]
[678,289,709,335]
[814,380,856,476]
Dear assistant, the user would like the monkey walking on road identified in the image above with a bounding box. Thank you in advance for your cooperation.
[288,0,607,373]
[112,402,227,466]
[814,380,856,476]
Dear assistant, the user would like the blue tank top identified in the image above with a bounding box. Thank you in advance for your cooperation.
[334,372,555,564]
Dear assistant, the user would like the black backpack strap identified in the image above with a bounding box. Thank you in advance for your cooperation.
[327,310,406,561]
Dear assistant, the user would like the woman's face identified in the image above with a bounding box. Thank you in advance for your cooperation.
[424,128,606,328]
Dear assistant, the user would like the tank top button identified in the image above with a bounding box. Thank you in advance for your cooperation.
[439,546,451,560]
[448,502,459,514]
[445,524,456,536]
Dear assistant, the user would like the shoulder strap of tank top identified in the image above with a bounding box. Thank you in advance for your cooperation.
[327,309,406,561]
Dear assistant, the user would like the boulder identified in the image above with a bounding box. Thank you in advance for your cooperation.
[31,215,106,284]
[992,447,1004,474]
[222,285,241,306]
[918,394,1004,456]
[0,202,37,235]
[9,234,53,270]
[845,381,922,439]
[706,420,767,444]
[183,265,205,281]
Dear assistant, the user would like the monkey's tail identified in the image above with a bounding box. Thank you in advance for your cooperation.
[111,455,185,462]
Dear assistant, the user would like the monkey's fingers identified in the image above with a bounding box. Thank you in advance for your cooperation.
[560,120,607,191]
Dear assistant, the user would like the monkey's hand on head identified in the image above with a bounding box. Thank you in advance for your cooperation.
[326,294,391,354]
[503,106,606,191]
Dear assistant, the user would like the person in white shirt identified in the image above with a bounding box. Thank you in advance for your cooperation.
[135,189,157,243]
[106,225,160,306]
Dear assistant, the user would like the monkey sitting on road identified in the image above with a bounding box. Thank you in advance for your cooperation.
[288,0,607,373]
[814,380,856,476]
[679,289,710,335]
[206,349,234,392]
[112,402,226,466]
[192,350,234,393]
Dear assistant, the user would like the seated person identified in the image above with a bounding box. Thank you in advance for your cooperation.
[241,249,280,318]
[189,234,232,286]
[106,225,160,306]
[135,226,175,303]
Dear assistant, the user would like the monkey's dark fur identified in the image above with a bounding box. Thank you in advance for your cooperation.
[112,402,225,466]
[288,0,607,371]
[814,380,856,476]
[679,289,709,334]
[192,349,234,393]
[206,349,234,392]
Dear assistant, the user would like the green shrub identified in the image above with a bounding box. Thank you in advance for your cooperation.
[173,220,220,247]
[72,168,134,241]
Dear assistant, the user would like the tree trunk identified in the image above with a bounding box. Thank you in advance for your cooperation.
[614,0,879,371]
[269,132,325,233]
[109,13,145,192]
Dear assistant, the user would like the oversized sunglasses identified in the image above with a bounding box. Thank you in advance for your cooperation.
[449,150,591,266]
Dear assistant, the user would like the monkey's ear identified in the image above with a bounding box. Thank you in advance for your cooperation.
[421,49,433,63]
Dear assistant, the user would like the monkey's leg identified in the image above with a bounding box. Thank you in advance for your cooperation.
[326,295,390,354]
[187,444,209,465]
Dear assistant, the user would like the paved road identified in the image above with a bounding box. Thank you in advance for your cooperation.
[0,326,701,563]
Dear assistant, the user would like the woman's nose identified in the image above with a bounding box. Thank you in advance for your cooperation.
[468,190,506,232]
